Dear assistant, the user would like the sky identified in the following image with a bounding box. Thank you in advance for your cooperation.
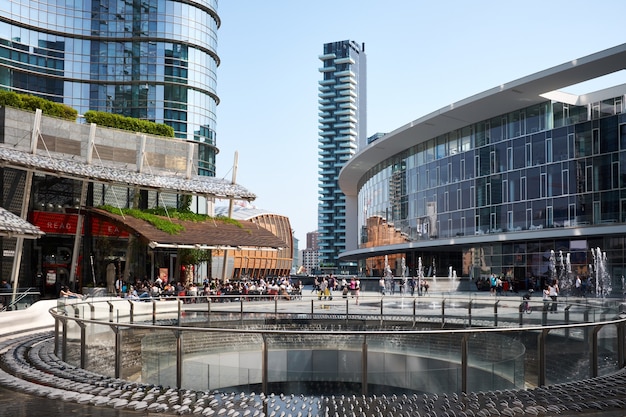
[214,0,626,247]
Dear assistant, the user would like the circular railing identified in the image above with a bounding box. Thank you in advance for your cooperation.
[49,294,626,396]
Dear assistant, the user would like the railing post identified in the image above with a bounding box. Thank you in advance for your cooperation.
[441,299,446,326]
[54,316,60,356]
[380,299,384,326]
[346,298,349,325]
[591,325,601,378]
[262,335,268,394]
[494,300,499,327]
[77,321,86,369]
[177,299,182,325]
[310,299,314,320]
[538,328,549,387]
[519,302,524,327]
[618,322,625,369]
[108,324,121,379]
[413,299,416,327]
[240,298,244,325]
[461,334,468,393]
[564,305,572,339]
[361,335,368,396]
[175,330,183,389]
[89,303,95,320]
[61,317,68,362]
[274,297,278,319]
[542,302,548,326]
[152,300,157,324]
[107,301,114,322]
[128,300,134,324]
[207,299,211,324]
[468,300,473,327]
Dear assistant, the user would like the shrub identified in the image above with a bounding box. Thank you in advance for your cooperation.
[0,90,78,121]
[84,110,174,137]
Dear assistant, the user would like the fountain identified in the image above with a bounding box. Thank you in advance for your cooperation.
[401,257,408,295]
[591,247,611,297]
[548,250,557,289]
[384,255,394,294]
[417,257,425,295]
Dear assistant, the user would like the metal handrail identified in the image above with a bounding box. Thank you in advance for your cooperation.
[0,288,40,312]
[49,294,626,396]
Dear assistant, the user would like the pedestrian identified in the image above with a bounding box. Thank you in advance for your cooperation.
[575,275,582,296]
[548,280,559,312]
[379,277,385,295]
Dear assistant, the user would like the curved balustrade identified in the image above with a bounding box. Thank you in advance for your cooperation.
[50,294,626,396]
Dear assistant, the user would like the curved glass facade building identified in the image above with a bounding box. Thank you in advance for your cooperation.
[339,44,626,293]
[0,0,219,176]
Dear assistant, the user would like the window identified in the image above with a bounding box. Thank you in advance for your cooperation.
[547,206,553,227]
[592,128,600,155]
[546,138,553,163]
[503,179,508,203]
[525,143,532,167]
[562,169,569,194]
[460,159,466,180]
[507,146,513,170]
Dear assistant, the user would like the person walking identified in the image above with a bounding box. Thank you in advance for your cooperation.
[548,280,559,312]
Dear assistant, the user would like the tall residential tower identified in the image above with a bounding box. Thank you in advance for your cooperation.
[0,0,220,177]
[318,40,366,273]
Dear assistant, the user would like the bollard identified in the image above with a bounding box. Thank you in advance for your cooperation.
[468,300,473,327]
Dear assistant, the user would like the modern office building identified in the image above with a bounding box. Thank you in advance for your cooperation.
[300,230,320,275]
[338,44,626,294]
[318,40,366,274]
[0,0,219,178]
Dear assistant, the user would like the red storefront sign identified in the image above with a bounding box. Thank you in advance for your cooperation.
[31,211,129,237]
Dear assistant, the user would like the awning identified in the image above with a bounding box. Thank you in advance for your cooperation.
[0,147,256,201]
[0,207,44,239]
[89,208,285,250]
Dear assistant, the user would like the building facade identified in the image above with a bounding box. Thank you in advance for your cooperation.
[318,40,366,274]
[213,205,294,280]
[338,44,626,295]
[0,0,219,177]
[300,230,320,275]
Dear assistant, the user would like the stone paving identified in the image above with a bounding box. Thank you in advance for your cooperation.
[0,292,625,416]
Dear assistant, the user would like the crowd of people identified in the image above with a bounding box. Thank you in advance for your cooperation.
[112,275,303,302]
[313,275,361,304]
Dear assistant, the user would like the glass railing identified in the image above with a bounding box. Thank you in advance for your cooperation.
[49,293,625,396]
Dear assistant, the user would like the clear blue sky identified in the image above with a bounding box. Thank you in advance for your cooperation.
[215,0,625,247]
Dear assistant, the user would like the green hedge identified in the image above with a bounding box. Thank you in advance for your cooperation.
[0,91,78,120]
[84,110,174,137]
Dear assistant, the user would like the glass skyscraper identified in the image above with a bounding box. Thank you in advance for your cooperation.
[0,0,219,176]
[318,40,366,273]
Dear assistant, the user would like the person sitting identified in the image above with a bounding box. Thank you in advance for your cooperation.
[60,285,82,299]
